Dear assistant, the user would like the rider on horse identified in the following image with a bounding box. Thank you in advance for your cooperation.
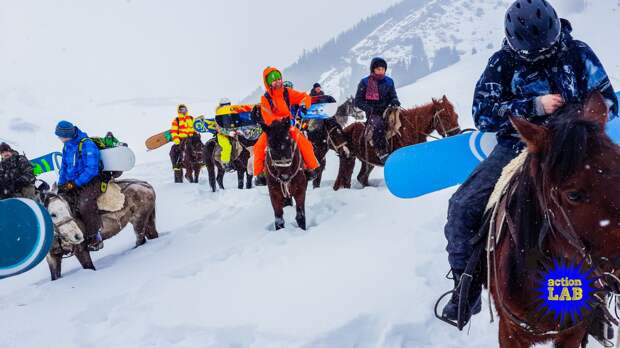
[55,121,105,252]
[169,104,198,183]
[215,98,237,172]
[254,67,320,181]
[354,57,401,163]
[310,82,324,97]
[0,142,36,200]
[442,0,618,326]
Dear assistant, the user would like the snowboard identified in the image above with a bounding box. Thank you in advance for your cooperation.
[100,146,136,172]
[0,198,54,279]
[31,152,63,176]
[303,103,331,120]
[385,91,620,199]
[194,116,218,134]
[145,130,173,150]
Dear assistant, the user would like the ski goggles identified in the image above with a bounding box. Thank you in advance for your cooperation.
[265,70,282,87]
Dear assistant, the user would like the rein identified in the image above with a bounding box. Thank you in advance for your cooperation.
[488,163,620,337]
[265,142,302,199]
[398,106,460,141]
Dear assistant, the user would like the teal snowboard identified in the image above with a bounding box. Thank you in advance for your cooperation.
[0,198,54,279]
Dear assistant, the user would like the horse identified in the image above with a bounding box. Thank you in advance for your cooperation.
[333,95,461,190]
[44,179,159,281]
[263,119,308,230]
[203,132,257,192]
[333,96,365,127]
[181,133,204,183]
[301,116,350,188]
[486,92,620,347]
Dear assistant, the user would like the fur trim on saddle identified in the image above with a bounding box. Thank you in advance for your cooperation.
[485,150,527,212]
[97,181,125,212]
[385,108,402,140]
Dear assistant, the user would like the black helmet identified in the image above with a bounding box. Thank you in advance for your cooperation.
[505,0,561,59]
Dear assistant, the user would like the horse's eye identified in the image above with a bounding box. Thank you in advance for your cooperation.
[566,191,585,203]
[50,213,57,218]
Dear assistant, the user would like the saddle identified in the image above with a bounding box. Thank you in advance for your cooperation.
[363,107,402,151]
[214,137,244,163]
[97,181,125,212]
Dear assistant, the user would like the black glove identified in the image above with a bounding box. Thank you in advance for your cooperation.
[299,105,308,115]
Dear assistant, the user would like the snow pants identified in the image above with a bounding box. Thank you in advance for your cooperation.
[444,143,519,271]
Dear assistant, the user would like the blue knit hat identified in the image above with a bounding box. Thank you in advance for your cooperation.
[55,121,76,138]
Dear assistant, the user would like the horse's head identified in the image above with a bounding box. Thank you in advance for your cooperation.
[335,96,365,120]
[264,119,299,181]
[512,92,620,263]
[44,193,84,245]
[431,95,461,137]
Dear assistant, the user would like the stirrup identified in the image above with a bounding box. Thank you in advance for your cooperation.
[433,273,474,331]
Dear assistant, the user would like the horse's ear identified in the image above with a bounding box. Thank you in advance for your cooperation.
[442,95,448,102]
[510,116,547,153]
[583,91,608,129]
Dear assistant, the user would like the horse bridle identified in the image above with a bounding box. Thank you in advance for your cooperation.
[265,142,303,198]
[397,105,460,140]
[488,166,620,337]
[326,125,349,155]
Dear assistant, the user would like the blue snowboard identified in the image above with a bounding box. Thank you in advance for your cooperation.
[385,91,620,199]
[0,198,54,279]
[303,103,331,120]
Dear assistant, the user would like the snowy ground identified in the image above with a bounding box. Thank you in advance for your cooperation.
[2,2,619,346]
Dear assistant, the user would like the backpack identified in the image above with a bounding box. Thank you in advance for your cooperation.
[263,87,291,113]
[77,135,124,193]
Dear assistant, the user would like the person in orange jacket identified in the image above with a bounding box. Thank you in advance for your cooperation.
[254,67,319,179]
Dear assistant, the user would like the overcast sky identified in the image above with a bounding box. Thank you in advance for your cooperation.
[0,0,401,105]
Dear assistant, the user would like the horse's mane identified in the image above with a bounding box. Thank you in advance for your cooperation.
[544,104,607,182]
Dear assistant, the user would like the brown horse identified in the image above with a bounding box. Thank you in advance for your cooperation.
[263,119,307,230]
[44,180,159,281]
[333,95,461,190]
[487,92,620,347]
[181,133,204,183]
[203,134,254,192]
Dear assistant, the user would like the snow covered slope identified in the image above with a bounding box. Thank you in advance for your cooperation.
[1,1,619,348]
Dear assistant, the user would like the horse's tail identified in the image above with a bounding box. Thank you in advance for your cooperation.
[203,139,216,168]
[144,206,158,240]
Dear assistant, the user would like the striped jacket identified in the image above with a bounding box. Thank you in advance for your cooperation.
[170,113,196,145]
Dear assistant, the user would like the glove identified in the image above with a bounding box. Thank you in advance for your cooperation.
[60,181,76,192]
[299,105,308,115]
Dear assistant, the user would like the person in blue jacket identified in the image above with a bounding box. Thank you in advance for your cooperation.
[56,121,104,251]
[354,57,401,163]
[442,0,618,325]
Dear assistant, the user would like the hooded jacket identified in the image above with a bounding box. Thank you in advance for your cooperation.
[473,19,618,146]
[260,67,311,126]
[0,150,35,197]
[58,128,101,187]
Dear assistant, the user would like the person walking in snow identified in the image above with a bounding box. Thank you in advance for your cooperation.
[253,67,320,180]
[55,121,105,251]
[0,142,36,200]
[354,57,401,163]
[441,0,618,327]
[169,104,198,183]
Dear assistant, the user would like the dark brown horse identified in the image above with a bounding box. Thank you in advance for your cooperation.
[334,95,461,190]
[181,133,204,183]
[263,119,307,230]
[487,92,620,347]
[203,134,254,192]
[302,116,350,188]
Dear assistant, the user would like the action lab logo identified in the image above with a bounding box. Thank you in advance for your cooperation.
[535,259,597,323]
